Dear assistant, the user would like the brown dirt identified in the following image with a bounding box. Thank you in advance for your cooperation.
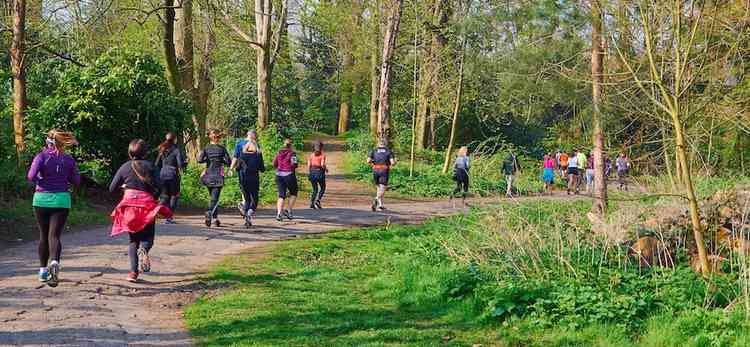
[0,137,493,347]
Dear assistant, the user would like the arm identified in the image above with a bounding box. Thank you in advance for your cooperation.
[307,155,312,170]
[154,152,163,169]
[26,153,43,183]
[176,149,185,170]
[259,153,266,172]
[109,165,125,193]
[322,155,327,171]
[230,158,239,171]
[272,154,279,169]
[69,160,81,187]
[197,149,207,164]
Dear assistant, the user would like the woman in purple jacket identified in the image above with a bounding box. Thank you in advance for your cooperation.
[26,129,81,287]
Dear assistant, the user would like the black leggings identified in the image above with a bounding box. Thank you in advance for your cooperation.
[128,223,155,273]
[453,171,469,197]
[309,169,326,204]
[240,173,260,214]
[159,177,180,212]
[207,187,222,218]
[35,207,70,267]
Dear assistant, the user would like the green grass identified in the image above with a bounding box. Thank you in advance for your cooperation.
[186,199,750,346]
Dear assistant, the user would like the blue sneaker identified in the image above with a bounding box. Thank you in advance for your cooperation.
[38,269,49,282]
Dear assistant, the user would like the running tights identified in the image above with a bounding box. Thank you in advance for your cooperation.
[128,223,155,273]
[207,187,222,218]
[309,170,326,205]
[454,177,469,198]
[35,207,69,268]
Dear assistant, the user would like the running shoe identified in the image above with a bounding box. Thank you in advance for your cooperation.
[315,200,322,209]
[38,269,49,282]
[204,212,212,228]
[371,199,377,212]
[165,218,177,225]
[47,262,60,288]
[276,214,283,222]
[237,202,245,217]
[138,247,151,273]
[284,210,293,220]
[127,272,139,283]
[244,215,252,228]
[378,206,387,211]
[310,203,316,209]
[213,219,222,227]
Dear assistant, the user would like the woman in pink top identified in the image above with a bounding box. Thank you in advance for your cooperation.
[542,154,556,194]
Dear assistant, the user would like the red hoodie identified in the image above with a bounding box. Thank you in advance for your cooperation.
[273,148,298,173]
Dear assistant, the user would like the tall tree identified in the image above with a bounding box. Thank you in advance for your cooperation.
[220,0,288,129]
[376,0,403,144]
[591,0,607,213]
[442,42,466,174]
[369,0,381,135]
[415,0,449,150]
[10,0,27,158]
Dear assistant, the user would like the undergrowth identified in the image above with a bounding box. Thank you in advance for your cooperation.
[186,199,750,346]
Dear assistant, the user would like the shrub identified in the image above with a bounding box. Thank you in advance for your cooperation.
[24,49,191,172]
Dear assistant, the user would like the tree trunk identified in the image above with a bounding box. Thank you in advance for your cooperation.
[377,0,404,145]
[591,0,607,214]
[162,0,181,94]
[195,4,215,153]
[369,1,381,136]
[442,45,466,174]
[416,0,449,151]
[10,0,27,159]
[369,47,380,136]
[255,0,273,129]
[175,0,195,95]
[337,51,353,134]
[673,114,710,277]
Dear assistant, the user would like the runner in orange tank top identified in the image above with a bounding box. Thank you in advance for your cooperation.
[308,141,327,209]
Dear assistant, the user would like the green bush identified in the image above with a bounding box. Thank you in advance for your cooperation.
[24,49,191,172]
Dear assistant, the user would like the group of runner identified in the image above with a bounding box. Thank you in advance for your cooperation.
[27,128,399,285]
[545,149,631,194]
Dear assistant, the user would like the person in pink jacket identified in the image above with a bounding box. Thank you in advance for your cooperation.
[272,138,299,221]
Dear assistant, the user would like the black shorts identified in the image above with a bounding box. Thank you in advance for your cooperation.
[373,170,390,186]
[567,167,579,176]
[275,174,299,198]
[162,177,181,196]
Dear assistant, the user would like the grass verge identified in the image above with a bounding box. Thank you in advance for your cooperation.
[186,198,750,346]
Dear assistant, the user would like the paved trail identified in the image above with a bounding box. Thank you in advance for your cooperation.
[0,138,485,347]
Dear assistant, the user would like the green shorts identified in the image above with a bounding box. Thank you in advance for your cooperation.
[32,192,72,209]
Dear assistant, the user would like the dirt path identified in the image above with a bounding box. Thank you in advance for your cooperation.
[0,138,488,347]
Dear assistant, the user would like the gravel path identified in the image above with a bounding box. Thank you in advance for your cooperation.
[0,138,486,347]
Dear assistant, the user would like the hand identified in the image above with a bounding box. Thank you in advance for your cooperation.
[226,170,234,177]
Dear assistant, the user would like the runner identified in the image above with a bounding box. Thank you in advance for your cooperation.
[198,129,232,227]
[616,153,631,190]
[27,129,80,287]
[231,130,261,216]
[542,153,555,194]
[237,141,265,228]
[367,139,396,211]
[604,154,612,179]
[308,140,327,209]
[585,152,595,194]
[559,151,569,181]
[567,150,579,195]
[502,149,521,198]
[155,132,184,224]
[110,139,172,283]
[451,146,470,203]
[273,138,299,221]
